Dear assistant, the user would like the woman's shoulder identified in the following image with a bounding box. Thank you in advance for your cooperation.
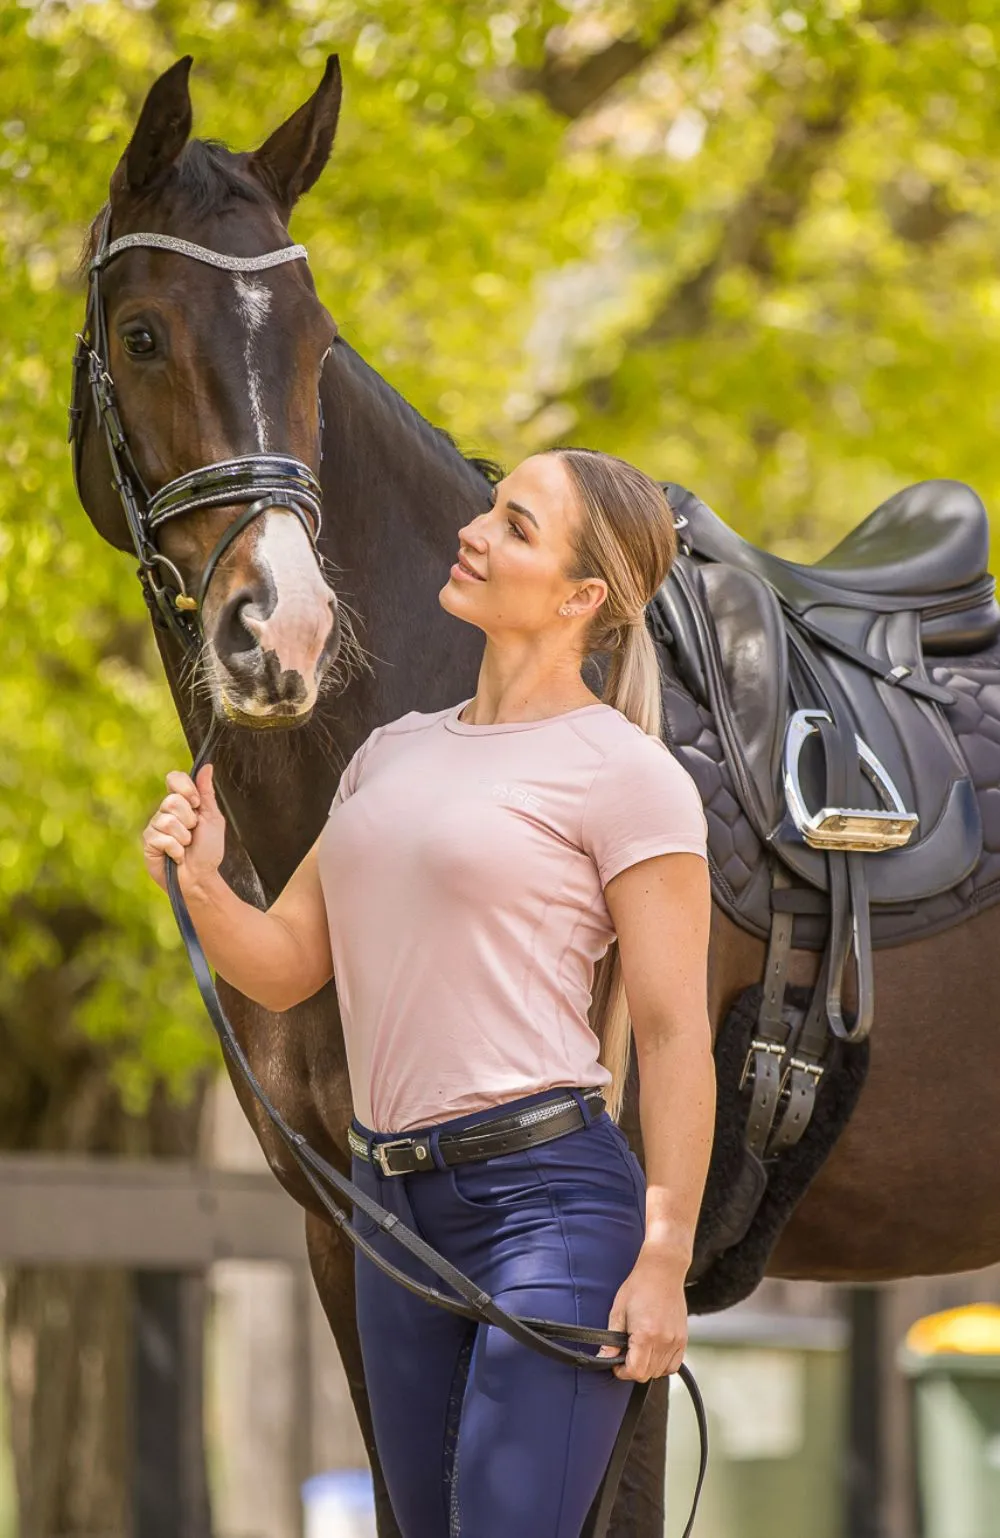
[577,712,709,876]
[572,706,689,775]
[576,710,706,823]
[355,702,455,764]
[331,704,454,809]
[370,702,454,745]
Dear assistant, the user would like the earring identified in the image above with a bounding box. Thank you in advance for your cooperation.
[560,607,572,617]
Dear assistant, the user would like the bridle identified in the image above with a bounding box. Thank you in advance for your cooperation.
[68,208,324,655]
[69,207,707,1537]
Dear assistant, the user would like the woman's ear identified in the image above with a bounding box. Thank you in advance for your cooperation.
[573,577,609,622]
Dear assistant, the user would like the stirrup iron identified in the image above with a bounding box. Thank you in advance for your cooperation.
[782,709,919,852]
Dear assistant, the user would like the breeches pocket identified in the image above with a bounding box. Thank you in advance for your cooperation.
[449,1117,646,1228]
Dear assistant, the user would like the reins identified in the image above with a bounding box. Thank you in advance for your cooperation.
[72,212,708,1538]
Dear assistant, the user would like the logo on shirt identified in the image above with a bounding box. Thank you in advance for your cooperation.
[490,782,542,813]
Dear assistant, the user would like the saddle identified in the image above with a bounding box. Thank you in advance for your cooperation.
[649,478,1000,1193]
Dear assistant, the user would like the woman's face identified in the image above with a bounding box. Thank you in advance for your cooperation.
[439,454,606,636]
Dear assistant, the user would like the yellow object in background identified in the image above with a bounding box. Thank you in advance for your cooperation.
[905,1306,1000,1357]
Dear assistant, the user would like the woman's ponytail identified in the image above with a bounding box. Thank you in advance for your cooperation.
[589,622,664,1122]
[552,449,678,1123]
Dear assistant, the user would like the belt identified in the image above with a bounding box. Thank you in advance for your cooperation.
[348,1087,607,1176]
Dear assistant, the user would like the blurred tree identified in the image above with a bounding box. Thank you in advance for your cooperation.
[2,0,999,1529]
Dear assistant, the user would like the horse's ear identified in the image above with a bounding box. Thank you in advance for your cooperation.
[113,56,193,196]
[249,55,342,216]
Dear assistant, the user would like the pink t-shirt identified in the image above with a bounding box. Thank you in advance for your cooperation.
[317,698,708,1132]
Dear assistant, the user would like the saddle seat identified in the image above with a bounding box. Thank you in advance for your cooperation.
[666,479,1000,653]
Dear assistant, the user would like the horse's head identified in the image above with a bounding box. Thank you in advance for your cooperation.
[74,56,344,727]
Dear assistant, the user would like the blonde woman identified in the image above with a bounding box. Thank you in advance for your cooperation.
[143,447,715,1537]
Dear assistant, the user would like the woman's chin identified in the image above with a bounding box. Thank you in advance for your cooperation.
[438,579,484,625]
[439,577,468,613]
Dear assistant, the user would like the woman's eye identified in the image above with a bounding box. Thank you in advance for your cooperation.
[508,519,526,540]
[122,328,156,357]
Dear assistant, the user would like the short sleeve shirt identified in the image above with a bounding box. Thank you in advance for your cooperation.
[317,698,708,1132]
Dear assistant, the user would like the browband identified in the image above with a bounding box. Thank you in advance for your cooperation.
[91,231,309,274]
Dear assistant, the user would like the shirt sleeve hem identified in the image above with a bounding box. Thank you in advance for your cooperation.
[599,838,708,889]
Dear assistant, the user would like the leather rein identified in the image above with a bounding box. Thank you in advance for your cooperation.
[69,211,707,1537]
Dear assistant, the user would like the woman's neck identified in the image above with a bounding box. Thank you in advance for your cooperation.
[461,646,603,726]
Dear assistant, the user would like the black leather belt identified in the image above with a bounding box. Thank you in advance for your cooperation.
[348,1087,607,1176]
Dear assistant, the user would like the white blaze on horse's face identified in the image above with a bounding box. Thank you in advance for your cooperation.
[232,274,272,452]
[207,508,337,722]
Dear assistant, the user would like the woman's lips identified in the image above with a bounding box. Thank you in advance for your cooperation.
[451,556,485,581]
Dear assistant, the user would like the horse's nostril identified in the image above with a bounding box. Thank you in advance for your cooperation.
[217,590,263,656]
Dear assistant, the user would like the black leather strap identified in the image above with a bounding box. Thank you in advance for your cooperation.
[742,863,795,1159]
[789,636,876,1044]
[350,1091,606,1174]
[794,612,956,704]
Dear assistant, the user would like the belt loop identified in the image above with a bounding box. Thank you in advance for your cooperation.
[428,1127,449,1172]
[566,1088,594,1128]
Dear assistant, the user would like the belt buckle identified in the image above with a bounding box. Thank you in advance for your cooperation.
[373,1138,412,1176]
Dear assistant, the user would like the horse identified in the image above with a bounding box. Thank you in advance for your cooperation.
[70,56,1000,1537]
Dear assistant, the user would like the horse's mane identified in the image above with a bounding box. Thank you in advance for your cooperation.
[172,138,271,216]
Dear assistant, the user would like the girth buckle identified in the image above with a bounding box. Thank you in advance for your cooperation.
[739,1038,785,1092]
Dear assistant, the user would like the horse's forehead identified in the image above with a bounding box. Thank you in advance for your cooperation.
[105,239,314,347]
[107,184,289,267]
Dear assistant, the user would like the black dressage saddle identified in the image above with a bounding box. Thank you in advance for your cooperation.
[648,478,1000,1174]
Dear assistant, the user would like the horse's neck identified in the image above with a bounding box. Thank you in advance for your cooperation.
[161,342,485,899]
[318,341,486,712]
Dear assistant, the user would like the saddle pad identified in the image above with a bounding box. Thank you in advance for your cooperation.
[658,642,1000,952]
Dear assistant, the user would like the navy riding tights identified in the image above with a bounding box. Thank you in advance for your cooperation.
[349,1087,648,1538]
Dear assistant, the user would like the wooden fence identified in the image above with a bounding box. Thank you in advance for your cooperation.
[0,1153,314,1538]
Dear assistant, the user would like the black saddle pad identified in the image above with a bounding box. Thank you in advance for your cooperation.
[657,640,1000,951]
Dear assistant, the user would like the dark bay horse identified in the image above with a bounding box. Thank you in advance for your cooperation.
[72,57,1000,1536]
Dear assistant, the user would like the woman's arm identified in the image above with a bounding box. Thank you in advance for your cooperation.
[143,764,334,1013]
[600,850,714,1380]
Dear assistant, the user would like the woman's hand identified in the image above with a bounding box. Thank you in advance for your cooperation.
[142,764,226,894]
[597,1243,689,1381]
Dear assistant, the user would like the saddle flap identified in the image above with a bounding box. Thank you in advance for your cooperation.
[650,564,708,707]
[698,562,788,831]
[771,607,983,900]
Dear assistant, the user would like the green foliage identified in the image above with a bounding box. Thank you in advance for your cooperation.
[2,0,998,1102]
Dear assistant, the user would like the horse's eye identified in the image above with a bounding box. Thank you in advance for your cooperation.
[122,327,156,357]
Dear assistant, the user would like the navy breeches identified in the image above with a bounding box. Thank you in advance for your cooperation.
[349,1088,647,1538]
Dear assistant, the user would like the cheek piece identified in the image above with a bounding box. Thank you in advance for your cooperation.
[68,210,326,655]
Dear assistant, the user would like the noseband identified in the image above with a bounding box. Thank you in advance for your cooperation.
[68,211,324,654]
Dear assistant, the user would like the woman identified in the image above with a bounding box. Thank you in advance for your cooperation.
[142,446,715,1538]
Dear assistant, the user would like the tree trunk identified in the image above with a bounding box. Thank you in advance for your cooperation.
[1,1058,208,1538]
[4,1266,131,1538]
